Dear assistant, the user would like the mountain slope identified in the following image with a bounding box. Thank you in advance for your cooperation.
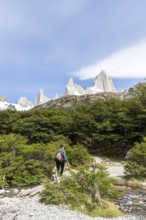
[33,92,126,109]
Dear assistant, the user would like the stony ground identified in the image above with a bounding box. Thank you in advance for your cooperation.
[0,157,145,220]
[0,195,145,220]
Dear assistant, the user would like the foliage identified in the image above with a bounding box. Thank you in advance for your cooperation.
[41,164,121,217]
[87,200,122,218]
[0,134,51,186]
[65,144,91,168]
[125,137,146,177]
[0,84,146,158]
[0,134,92,187]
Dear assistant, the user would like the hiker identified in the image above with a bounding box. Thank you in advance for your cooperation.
[54,144,69,175]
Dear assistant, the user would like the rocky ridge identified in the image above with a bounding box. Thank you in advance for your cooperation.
[65,70,116,96]
[0,89,50,111]
[0,71,142,111]
[33,89,132,110]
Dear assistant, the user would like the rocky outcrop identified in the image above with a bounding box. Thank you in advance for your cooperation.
[65,71,116,96]
[65,78,85,96]
[33,92,123,110]
[7,104,16,111]
[33,82,146,110]
[0,89,50,111]
[92,70,116,92]
[17,97,34,109]
[115,190,146,216]
[0,96,7,102]
[35,89,50,106]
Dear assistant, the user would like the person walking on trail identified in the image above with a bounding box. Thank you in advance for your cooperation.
[54,144,69,175]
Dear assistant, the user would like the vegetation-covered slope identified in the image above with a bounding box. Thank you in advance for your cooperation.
[0,83,146,157]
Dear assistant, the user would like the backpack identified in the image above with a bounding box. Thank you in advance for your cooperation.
[55,151,62,161]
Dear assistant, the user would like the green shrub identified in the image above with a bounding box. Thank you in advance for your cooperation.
[0,134,63,187]
[65,144,92,168]
[125,137,146,177]
[41,164,121,217]
[0,134,92,187]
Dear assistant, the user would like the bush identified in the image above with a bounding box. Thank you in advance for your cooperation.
[125,137,146,177]
[65,144,92,168]
[0,134,92,187]
[0,134,52,187]
[41,164,121,217]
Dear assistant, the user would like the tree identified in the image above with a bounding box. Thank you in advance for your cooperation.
[125,137,146,177]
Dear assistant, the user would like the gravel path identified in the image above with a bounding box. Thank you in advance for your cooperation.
[0,196,145,220]
[107,165,125,178]
[93,156,125,178]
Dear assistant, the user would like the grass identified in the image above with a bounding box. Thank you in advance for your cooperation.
[74,200,122,218]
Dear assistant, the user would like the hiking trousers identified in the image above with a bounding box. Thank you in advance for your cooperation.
[56,160,65,175]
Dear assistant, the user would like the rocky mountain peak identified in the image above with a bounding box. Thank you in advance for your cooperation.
[17,97,34,108]
[93,70,116,92]
[0,96,7,102]
[68,78,74,87]
[65,71,116,96]
[35,89,50,106]
[65,78,85,96]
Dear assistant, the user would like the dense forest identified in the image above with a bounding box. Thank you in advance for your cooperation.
[0,83,146,158]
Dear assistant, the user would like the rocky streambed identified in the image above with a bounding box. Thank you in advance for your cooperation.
[0,195,145,220]
[115,190,146,217]
[0,186,146,220]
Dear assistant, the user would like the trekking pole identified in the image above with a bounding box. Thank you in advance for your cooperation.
[55,168,60,186]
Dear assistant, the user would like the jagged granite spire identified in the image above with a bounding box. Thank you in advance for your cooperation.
[65,71,116,96]
[93,70,116,92]
[65,78,85,95]
[35,89,50,106]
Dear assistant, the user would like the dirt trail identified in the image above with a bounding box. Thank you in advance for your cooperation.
[93,156,125,178]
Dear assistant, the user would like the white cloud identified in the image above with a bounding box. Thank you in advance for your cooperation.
[74,40,146,79]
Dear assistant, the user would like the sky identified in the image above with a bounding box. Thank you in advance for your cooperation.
[0,0,146,103]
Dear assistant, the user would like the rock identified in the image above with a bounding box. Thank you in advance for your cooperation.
[65,78,85,96]
[92,70,116,92]
[127,201,133,206]
[35,89,50,106]
[141,182,146,189]
[17,97,34,108]
[0,96,7,102]
[0,189,5,196]
[0,195,145,220]
[7,104,16,110]
[33,92,122,110]
[65,71,116,96]
[18,185,44,197]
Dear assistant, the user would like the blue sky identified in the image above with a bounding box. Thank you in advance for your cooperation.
[0,0,146,103]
